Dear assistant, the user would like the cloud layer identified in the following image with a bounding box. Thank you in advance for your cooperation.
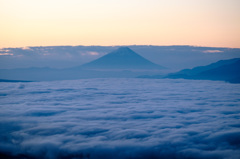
[1,45,240,70]
[0,79,240,159]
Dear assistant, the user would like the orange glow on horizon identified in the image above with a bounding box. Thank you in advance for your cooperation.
[0,0,240,48]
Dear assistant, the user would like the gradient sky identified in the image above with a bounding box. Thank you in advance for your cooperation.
[0,0,240,48]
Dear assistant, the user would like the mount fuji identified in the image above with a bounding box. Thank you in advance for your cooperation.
[0,47,166,81]
[80,47,164,70]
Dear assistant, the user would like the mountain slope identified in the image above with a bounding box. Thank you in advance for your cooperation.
[174,58,240,76]
[194,60,240,82]
[80,47,164,69]
[0,47,165,81]
[166,58,240,83]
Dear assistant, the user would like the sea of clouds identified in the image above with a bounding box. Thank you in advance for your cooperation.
[0,78,240,159]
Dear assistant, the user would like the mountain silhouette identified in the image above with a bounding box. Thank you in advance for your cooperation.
[166,58,240,83]
[170,58,240,76]
[0,47,165,81]
[80,47,164,69]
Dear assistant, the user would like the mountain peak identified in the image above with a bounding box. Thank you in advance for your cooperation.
[80,47,164,70]
[116,47,133,52]
[110,47,138,56]
[116,47,131,51]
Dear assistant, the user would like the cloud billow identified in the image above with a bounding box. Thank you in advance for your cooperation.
[0,79,240,159]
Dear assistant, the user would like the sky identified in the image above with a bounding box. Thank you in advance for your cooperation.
[0,0,240,48]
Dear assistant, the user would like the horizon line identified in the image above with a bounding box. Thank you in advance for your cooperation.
[1,44,240,49]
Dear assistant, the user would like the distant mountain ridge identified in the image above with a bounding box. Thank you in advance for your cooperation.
[166,58,240,83]
[80,47,164,70]
[0,79,32,82]
[2,45,240,70]
[172,58,240,76]
[1,47,239,82]
[0,47,165,81]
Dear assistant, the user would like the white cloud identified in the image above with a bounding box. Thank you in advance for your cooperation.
[0,53,13,56]
[81,51,100,56]
[88,51,99,56]
[21,46,32,51]
[203,50,224,53]
[0,78,240,158]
